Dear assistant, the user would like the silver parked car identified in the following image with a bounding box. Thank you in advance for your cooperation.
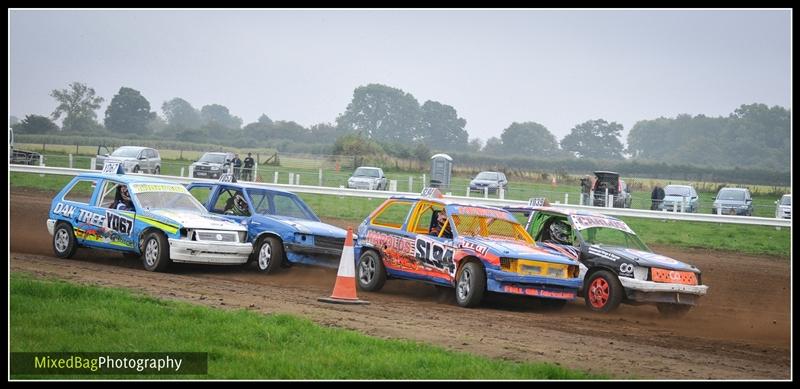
[712,187,753,216]
[95,146,161,174]
[775,194,791,219]
[347,166,388,190]
[469,171,508,194]
[659,185,699,213]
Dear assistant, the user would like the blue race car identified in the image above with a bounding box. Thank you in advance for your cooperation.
[186,180,351,273]
[47,169,252,271]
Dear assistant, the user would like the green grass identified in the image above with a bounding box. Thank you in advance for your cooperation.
[10,172,790,258]
[10,274,600,379]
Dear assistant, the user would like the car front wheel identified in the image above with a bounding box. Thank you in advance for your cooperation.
[255,236,283,274]
[142,231,170,272]
[584,270,623,313]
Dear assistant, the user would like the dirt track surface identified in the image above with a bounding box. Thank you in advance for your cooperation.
[9,189,792,379]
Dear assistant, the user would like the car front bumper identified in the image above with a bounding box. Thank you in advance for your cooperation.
[487,268,582,300]
[193,170,222,178]
[168,239,252,264]
[46,219,56,235]
[619,277,708,304]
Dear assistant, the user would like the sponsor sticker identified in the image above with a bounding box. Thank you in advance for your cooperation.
[414,236,456,276]
[572,215,634,234]
[130,183,187,194]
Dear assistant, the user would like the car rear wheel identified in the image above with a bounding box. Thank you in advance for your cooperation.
[154,166,160,175]
[132,165,140,174]
[357,250,386,291]
[455,261,486,308]
[142,231,170,272]
[584,270,623,313]
[657,303,692,318]
[53,222,77,259]
[255,236,283,274]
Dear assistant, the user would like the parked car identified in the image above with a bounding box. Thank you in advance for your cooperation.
[191,152,235,179]
[47,169,252,271]
[659,184,699,213]
[347,166,388,190]
[468,171,508,194]
[712,187,753,216]
[775,194,791,219]
[505,205,708,317]
[354,189,582,308]
[186,179,352,273]
[591,171,631,208]
[95,146,161,174]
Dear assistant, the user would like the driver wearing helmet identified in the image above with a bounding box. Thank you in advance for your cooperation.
[548,220,572,245]
[113,185,135,211]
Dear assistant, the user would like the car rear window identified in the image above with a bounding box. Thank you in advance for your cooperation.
[63,179,96,204]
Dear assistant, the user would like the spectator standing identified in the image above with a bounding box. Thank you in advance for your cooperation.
[232,154,243,180]
[243,153,255,181]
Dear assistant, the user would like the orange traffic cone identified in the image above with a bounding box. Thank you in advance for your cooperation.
[318,227,369,305]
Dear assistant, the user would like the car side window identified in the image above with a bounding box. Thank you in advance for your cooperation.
[411,202,443,234]
[371,201,414,229]
[63,179,97,204]
[98,180,122,208]
[213,188,250,216]
[188,186,213,207]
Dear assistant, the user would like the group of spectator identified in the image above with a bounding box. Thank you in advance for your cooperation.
[231,153,256,181]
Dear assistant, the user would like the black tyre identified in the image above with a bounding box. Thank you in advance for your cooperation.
[132,165,140,173]
[584,270,623,313]
[455,261,486,308]
[255,236,283,274]
[357,250,386,291]
[142,231,170,272]
[657,303,692,318]
[154,166,161,175]
[53,222,78,259]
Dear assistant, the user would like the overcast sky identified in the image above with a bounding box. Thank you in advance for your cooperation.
[8,9,791,144]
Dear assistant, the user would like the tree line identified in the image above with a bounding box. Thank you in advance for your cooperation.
[10,81,790,172]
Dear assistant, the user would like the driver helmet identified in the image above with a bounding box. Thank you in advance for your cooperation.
[233,193,248,213]
[549,220,572,244]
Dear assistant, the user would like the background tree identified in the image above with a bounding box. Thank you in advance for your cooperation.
[12,114,59,134]
[336,84,420,143]
[257,114,273,126]
[467,138,484,153]
[50,82,104,132]
[483,137,504,154]
[418,100,468,150]
[9,115,20,126]
[200,104,243,130]
[627,104,789,171]
[560,119,625,159]
[499,122,560,157]
[162,98,202,131]
[104,87,154,134]
[333,133,385,157]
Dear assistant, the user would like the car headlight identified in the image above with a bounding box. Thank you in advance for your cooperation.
[633,266,648,280]
[211,166,220,171]
[738,205,749,209]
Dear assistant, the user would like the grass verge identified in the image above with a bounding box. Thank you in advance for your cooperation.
[10,274,600,379]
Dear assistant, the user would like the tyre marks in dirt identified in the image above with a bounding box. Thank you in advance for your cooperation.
[11,253,788,379]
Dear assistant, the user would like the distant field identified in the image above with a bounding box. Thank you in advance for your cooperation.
[11,172,789,258]
[10,274,598,379]
[15,143,790,218]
